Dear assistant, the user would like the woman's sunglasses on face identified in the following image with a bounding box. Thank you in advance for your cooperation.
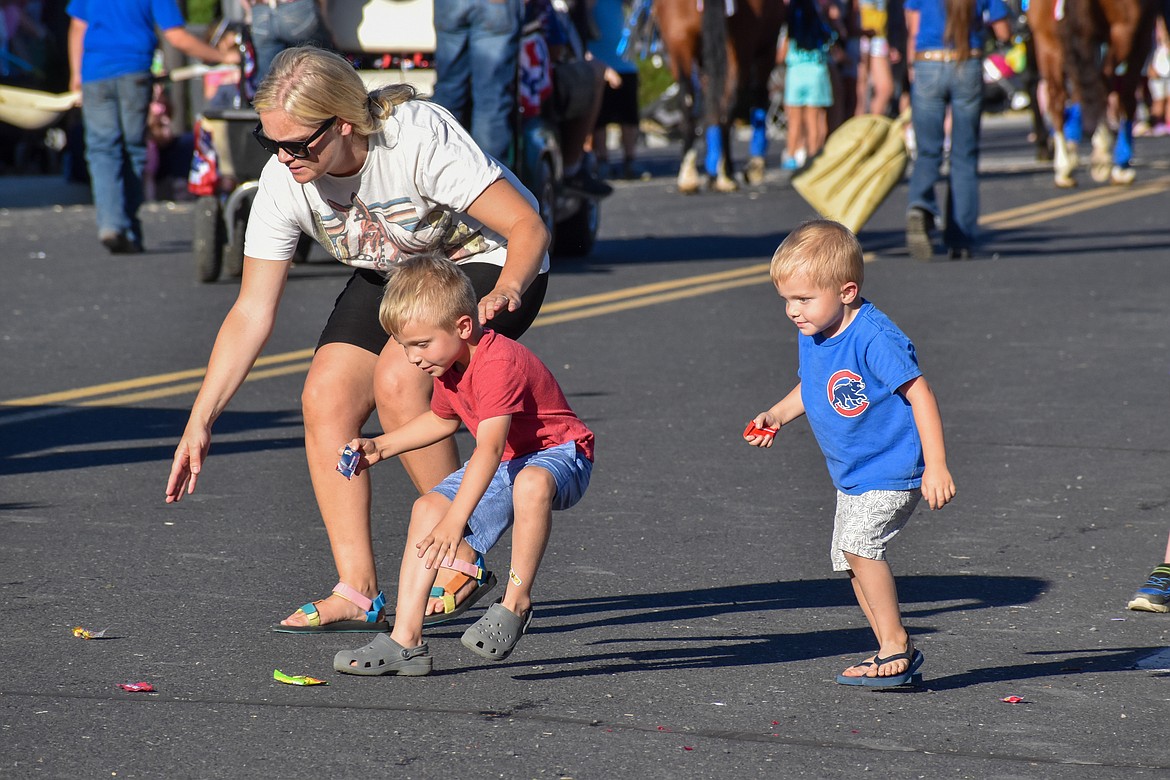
[252,116,337,159]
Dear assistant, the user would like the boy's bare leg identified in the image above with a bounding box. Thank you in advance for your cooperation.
[373,343,477,617]
[840,552,912,679]
[282,343,380,626]
[498,467,556,617]
[388,493,452,650]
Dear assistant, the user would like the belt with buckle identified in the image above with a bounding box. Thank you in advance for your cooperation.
[915,49,982,62]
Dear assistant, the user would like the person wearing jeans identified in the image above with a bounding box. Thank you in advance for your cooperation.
[430,0,523,163]
[67,0,237,254]
[903,0,1009,261]
[244,0,333,83]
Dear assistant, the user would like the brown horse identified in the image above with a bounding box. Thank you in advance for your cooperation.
[1029,0,1159,187]
[652,0,785,193]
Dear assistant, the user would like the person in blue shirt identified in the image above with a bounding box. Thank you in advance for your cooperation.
[903,0,1010,260]
[68,0,238,254]
[745,219,956,687]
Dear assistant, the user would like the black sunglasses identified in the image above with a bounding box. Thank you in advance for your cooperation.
[252,116,337,159]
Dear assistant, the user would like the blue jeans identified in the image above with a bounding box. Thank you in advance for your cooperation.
[250,0,331,83]
[908,59,984,250]
[430,0,522,161]
[81,72,152,243]
[430,441,593,554]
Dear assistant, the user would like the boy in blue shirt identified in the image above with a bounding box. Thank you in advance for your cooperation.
[745,219,956,686]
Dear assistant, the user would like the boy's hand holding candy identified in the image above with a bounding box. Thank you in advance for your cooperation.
[743,418,779,447]
[336,439,379,479]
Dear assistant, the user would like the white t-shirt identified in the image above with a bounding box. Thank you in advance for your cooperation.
[245,100,549,274]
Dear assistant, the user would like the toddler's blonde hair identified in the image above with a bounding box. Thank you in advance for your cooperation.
[770,219,864,291]
[379,253,477,336]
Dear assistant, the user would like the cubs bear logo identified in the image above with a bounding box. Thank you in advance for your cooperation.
[827,369,869,417]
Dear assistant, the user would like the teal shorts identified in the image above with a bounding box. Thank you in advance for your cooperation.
[785,59,833,108]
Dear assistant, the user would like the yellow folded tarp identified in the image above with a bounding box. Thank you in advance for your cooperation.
[791,111,911,234]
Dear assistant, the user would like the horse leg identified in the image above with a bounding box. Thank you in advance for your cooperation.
[677,73,703,194]
[1090,123,1114,183]
[744,106,768,184]
[712,123,738,191]
[1052,129,1077,187]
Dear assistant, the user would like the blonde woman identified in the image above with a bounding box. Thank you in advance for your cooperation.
[165,46,550,633]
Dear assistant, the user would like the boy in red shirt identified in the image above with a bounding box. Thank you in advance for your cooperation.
[334,254,594,676]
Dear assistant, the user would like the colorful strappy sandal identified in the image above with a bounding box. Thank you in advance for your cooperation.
[424,553,497,626]
[273,582,389,634]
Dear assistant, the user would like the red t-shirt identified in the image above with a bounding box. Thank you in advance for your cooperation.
[431,330,595,462]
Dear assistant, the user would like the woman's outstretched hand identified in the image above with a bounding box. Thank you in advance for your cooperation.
[165,424,211,503]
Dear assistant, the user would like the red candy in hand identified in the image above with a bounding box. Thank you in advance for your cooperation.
[744,421,778,438]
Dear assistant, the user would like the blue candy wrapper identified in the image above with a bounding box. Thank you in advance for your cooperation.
[336,445,360,479]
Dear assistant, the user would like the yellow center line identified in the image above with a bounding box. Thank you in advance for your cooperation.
[3,174,1166,415]
[982,174,1170,228]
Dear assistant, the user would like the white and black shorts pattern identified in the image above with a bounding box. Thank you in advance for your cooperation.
[830,489,921,571]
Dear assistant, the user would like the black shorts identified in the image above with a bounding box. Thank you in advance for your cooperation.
[317,264,549,354]
[597,71,640,127]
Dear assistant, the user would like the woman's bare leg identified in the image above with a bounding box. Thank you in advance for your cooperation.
[281,342,379,626]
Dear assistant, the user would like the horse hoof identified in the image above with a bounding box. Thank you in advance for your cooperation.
[1054,175,1077,189]
[1090,162,1111,184]
[744,157,766,185]
[1110,166,1136,186]
[711,175,739,193]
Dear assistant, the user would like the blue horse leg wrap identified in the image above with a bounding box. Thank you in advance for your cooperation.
[1114,119,1133,167]
[705,125,722,176]
[749,107,768,157]
[1063,103,1082,144]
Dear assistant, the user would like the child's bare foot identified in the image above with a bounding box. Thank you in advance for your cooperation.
[839,656,877,679]
[873,641,915,678]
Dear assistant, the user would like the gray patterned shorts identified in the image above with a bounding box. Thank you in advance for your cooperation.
[831,489,921,571]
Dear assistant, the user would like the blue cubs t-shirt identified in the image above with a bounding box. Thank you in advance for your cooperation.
[67,0,187,83]
[798,301,924,494]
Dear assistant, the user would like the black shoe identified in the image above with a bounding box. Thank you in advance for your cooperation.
[563,169,613,198]
[100,231,143,254]
[906,208,935,261]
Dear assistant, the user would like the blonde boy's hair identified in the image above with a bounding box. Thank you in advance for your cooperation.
[379,253,478,336]
[252,46,416,136]
[770,219,865,290]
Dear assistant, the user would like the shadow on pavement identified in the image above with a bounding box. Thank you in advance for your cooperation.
[0,405,305,475]
[424,575,1047,679]
[924,646,1165,691]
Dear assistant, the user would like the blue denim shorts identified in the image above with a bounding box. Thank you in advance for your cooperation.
[430,441,592,553]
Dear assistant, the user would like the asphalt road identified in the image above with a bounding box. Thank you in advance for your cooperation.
[3,115,1170,779]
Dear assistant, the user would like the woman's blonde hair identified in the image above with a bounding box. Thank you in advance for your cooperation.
[379,254,478,336]
[252,46,416,133]
[770,219,864,290]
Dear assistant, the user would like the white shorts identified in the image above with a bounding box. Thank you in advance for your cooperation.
[860,36,890,59]
[830,489,920,571]
[1149,77,1170,102]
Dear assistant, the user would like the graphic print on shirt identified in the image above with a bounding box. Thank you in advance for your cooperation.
[827,369,869,417]
[312,193,490,271]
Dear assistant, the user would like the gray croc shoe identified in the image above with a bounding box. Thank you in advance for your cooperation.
[333,633,433,676]
[461,602,533,661]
